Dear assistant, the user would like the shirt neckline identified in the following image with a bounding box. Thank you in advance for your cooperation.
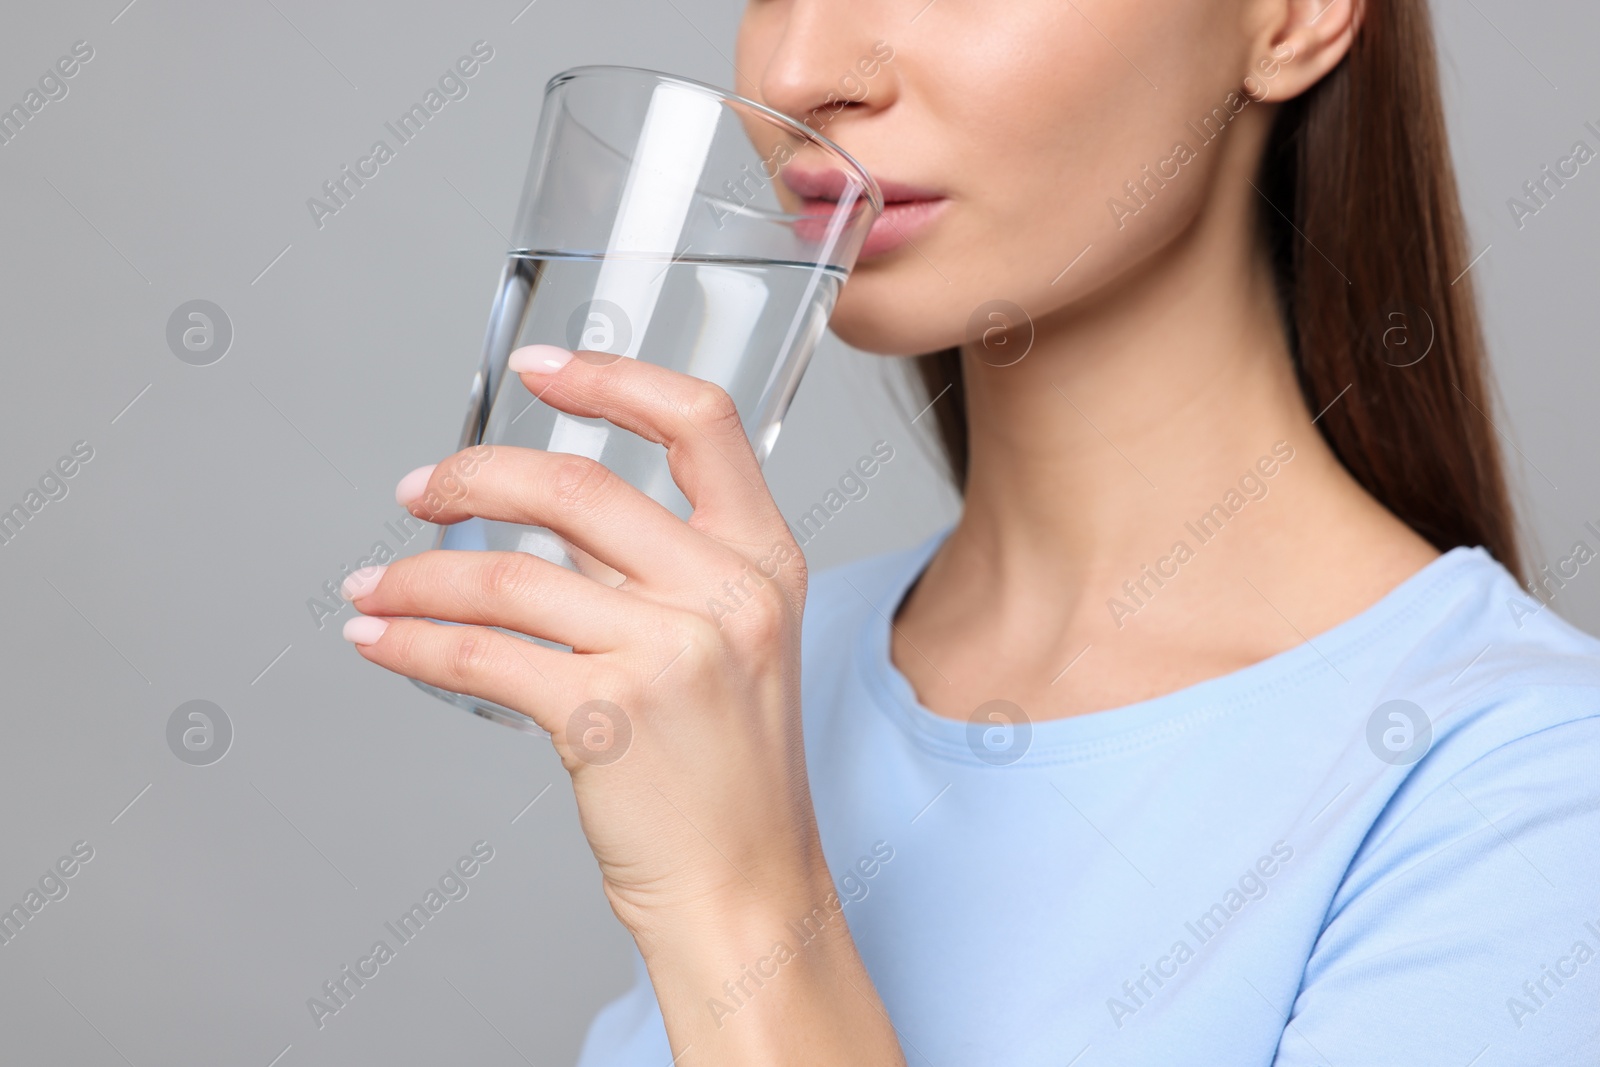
[853,524,1497,767]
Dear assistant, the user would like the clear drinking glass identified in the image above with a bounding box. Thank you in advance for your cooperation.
[413,65,882,731]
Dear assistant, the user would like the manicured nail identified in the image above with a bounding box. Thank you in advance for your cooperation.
[508,344,574,374]
[395,463,436,507]
[343,616,390,645]
[341,565,386,601]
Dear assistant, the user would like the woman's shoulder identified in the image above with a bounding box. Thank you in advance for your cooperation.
[1331,546,1600,892]
[1380,546,1600,768]
[1276,552,1600,1062]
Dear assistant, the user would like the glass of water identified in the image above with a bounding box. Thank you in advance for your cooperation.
[414,65,882,731]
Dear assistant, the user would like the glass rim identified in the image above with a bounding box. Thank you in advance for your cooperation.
[544,63,884,216]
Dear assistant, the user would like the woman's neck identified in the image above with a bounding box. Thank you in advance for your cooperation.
[895,176,1439,720]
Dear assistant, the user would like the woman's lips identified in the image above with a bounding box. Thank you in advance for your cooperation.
[856,196,948,259]
[783,167,948,261]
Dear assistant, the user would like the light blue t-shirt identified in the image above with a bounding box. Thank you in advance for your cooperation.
[577,528,1600,1066]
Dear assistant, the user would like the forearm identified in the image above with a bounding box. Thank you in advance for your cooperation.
[632,880,907,1065]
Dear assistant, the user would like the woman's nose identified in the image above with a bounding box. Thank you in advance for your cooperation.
[755,1,895,130]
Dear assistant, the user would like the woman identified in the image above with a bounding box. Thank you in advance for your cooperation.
[339,0,1600,1062]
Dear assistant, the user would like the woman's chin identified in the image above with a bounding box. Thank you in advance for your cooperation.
[829,287,966,357]
[829,316,962,358]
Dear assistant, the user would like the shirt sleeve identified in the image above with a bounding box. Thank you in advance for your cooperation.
[1272,713,1600,1067]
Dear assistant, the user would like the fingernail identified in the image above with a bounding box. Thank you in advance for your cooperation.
[343,616,390,645]
[396,464,436,507]
[341,565,387,601]
[508,344,574,374]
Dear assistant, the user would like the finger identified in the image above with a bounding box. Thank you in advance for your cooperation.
[506,345,781,546]
[343,615,587,733]
[398,445,730,587]
[341,551,651,653]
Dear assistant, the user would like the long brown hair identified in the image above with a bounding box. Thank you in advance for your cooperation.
[910,1,1525,582]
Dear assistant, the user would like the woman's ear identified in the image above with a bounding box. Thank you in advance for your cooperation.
[1242,0,1364,103]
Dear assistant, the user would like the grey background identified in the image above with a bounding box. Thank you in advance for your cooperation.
[0,1,1592,1063]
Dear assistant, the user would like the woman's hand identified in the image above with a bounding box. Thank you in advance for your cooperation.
[340,344,905,1065]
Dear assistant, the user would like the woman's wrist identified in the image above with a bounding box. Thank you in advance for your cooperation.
[623,861,907,1064]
